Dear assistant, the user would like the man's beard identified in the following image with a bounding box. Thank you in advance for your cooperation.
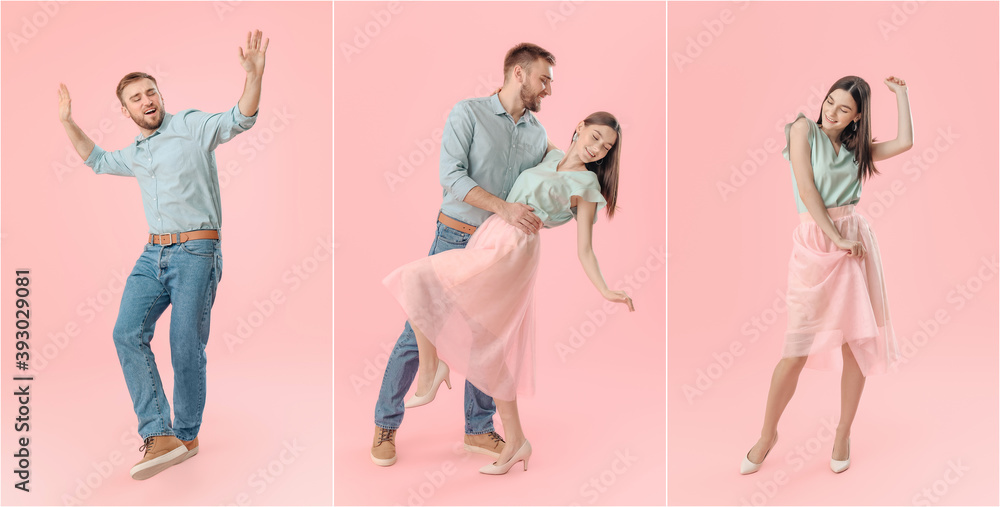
[130,109,164,131]
[520,86,541,113]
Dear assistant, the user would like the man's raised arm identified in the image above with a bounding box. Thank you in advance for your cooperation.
[58,83,96,161]
[237,29,268,117]
[59,83,133,176]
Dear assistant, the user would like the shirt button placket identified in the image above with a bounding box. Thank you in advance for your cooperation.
[512,127,519,173]
[510,125,518,174]
[142,141,160,233]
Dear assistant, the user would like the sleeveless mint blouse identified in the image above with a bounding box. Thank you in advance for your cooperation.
[506,149,607,228]
[782,113,862,213]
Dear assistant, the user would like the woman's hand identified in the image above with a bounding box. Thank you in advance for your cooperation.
[884,76,907,94]
[602,289,635,312]
[834,238,867,259]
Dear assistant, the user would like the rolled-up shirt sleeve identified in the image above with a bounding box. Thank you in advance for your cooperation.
[186,105,258,151]
[84,145,135,177]
[439,102,479,203]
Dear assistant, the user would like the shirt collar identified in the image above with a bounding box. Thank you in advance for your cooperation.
[135,112,173,144]
[489,93,538,127]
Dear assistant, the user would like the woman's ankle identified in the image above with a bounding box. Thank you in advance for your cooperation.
[504,434,526,450]
[417,357,438,375]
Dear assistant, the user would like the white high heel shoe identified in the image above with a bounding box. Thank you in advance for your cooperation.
[740,433,778,475]
[830,438,850,473]
[479,440,531,475]
[404,361,451,408]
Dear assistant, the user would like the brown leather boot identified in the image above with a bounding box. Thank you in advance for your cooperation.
[464,431,506,458]
[370,427,397,466]
[179,437,199,463]
[130,435,187,480]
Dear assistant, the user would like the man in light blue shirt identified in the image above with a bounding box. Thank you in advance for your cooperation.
[58,30,268,480]
[373,42,557,466]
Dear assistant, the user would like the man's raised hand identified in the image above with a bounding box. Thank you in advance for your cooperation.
[57,83,97,161]
[238,29,269,76]
[58,83,73,123]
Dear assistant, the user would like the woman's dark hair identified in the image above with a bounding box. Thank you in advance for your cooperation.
[815,76,879,181]
[572,111,621,219]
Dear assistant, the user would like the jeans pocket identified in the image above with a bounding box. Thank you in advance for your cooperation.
[437,224,470,248]
[180,239,217,258]
[215,249,223,284]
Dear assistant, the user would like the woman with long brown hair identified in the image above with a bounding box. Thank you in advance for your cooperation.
[383,111,635,475]
[740,76,912,475]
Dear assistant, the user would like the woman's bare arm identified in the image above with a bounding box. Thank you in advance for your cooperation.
[789,118,844,243]
[575,199,634,311]
[871,76,913,162]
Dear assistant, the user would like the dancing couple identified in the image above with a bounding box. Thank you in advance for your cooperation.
[371,42,635,475]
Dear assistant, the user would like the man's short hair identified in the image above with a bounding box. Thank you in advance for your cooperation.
[116,72,158,105]
[503,43,556,81]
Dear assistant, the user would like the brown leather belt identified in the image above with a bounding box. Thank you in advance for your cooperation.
[437,213,476,234]
[148,230,220,245]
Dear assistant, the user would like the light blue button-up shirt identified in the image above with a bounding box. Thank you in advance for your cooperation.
[84,105,257,234]
[439,93,548,228]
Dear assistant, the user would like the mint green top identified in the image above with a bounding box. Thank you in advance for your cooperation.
[782,113,862,213]
[506,149,607,228]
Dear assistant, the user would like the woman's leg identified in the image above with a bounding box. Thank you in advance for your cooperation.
[493,398,526,465]
[410,323,440,397]
[834,343,865,460]
[748,356,808,462]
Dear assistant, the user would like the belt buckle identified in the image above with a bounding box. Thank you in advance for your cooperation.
[157,233,173,246]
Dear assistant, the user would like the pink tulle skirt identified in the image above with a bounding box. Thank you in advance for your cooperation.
[382,214,540,401]
[784,205,900,376]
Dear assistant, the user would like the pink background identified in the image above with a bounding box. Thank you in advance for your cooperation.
[668,2,998,506]
[334,2,664,505]
[1,2,331,505]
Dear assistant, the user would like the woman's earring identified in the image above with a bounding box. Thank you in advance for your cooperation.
[572,132,578,142]
[853,121,857,132]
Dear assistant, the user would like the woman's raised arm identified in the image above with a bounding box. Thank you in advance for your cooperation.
[871,76,913,162]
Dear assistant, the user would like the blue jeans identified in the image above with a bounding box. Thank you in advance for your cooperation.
[112,238,222,441]
[374,221,497,433]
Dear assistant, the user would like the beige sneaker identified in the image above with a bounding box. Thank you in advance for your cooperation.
[371,427,397,466]
[179,437,199,463]
[130,435,187,480]
[464,431,506,459]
